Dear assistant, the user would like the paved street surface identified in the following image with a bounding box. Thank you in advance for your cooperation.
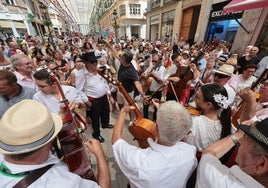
[84,102,152,188]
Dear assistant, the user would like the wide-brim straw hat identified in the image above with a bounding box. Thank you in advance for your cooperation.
[0,99,62,154]
[214,64,234,77]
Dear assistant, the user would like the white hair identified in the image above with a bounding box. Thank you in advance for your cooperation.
[156,101,192,145]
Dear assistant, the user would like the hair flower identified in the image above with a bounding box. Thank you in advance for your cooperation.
[213,93,228,109]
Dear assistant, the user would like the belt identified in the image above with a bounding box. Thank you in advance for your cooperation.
[87,94,107,102]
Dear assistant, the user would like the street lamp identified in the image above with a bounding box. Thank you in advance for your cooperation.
[112,9,119,44]
[39,2,56,50]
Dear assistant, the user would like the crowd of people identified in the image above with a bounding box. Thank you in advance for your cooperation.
[0,34,268,188]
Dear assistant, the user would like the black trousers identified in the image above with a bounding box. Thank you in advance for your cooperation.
[143,90,162,121]
[87,95,110,137]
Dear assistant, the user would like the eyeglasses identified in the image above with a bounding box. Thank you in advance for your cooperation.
[152,60,158,63]
[214,73,230,79]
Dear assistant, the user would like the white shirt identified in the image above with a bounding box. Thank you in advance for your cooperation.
[0,153,100,188]
[94,49,107,59]
[149,65,166,91]
[113,138,197,188]
[73,69,86,92]
[82,69,110,98]
[197,154,265,188]
[33,85,87,113]
[14,71,36,90]
[184,115,222,151]
[229,74,257,91]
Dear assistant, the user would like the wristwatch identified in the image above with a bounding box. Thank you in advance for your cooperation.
[230,134,240,147]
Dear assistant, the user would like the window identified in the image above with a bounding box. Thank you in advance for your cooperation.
[120,5,126,16]
[129,4,141,15]
[6,0,15,5]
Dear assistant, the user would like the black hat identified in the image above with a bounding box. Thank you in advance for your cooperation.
[239,117,268,151]
[79,52,100,63]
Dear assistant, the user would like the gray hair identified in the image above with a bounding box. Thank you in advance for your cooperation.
[156,101,192,145]
[10,53,29,70]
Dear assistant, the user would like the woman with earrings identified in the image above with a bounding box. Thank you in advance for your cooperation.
[184,83,233,151]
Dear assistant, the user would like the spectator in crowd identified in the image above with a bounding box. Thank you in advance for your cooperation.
[213,64,236,105]
[0,99,110,188]
[0,70,35,118]
[0,51,12,70]
[112,101,197,188]
[237,46,260,74]
[10,53,36,90]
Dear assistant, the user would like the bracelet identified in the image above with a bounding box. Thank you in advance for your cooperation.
[230,134,240,147]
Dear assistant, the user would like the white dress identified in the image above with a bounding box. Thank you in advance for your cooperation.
[184,115,222,151]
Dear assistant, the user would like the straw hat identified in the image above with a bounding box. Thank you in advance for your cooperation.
[0,100,62,154]
[214,64,234,77]
[240,117,268,151]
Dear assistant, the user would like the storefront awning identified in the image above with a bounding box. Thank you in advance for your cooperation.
[223,0,268,14]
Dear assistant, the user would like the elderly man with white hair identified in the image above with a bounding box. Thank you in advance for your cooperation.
[112,101,197,188]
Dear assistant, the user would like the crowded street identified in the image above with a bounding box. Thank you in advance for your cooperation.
[0,0,268,188]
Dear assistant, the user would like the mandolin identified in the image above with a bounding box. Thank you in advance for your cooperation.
[99,72,157,148]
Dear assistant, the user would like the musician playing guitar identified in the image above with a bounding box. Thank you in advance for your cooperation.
[112,101,197,188]
[142,53,166,121]
[105,39,148,122]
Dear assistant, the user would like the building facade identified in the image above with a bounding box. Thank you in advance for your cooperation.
[97,0,147,41]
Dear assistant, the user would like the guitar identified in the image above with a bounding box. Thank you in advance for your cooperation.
[100,72,157,148]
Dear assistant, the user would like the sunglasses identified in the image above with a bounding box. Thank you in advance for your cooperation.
[152,60,158,63]
[214,73,230,78]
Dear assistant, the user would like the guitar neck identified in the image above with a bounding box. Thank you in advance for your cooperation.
[116,81,144,119]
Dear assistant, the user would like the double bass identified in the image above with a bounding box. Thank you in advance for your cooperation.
[100,72,157,148]
[44,67,97,181]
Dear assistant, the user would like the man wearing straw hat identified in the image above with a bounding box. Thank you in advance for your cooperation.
[0,100,110,188]
[213,64,236,105]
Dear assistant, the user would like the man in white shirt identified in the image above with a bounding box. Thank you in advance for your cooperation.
[0,100,110,188]
[213,64,236,105]
[197,117,268,188]
[11,53,36,90]
[112,101,197,188]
